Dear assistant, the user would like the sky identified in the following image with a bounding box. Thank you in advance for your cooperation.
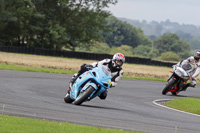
[108,0,200,26]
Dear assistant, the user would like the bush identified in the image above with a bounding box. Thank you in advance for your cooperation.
[109,45,134,56]
[133,45,159,58]
[159,52,180,61]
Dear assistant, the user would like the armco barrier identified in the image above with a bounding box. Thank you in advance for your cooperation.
[0,46,174,67]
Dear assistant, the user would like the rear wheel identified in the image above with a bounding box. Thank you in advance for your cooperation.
[162,78,176,95]
[64,93,74,103]
[74,86,95,105]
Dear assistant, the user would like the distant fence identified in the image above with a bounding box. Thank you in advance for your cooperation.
[0,46,175,67]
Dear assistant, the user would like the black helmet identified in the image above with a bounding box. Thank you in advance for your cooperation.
[194,49,200,60]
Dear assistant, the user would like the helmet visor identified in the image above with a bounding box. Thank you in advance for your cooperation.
[116,60,123,66]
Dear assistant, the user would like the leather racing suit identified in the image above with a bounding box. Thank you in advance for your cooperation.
[174,56,200,90]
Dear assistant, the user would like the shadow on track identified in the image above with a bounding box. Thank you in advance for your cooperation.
[166,94,187,97]
[81,104,123,110]
[80,104,137,114]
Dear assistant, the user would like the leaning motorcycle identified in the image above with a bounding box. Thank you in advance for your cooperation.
[162,65,190,95]
[64,65,112,105]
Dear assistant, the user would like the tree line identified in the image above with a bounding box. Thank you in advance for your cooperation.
[0,0,117,50]
[82,17,191,61]
[119,18,200,50]
[0,0,191,61]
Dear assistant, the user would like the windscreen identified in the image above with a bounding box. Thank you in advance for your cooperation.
[102,66,111,77]
[182,64,192,71]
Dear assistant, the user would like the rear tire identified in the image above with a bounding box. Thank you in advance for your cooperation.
[162,78,176,95]
[64,93,74,103]
[74,86,95,105]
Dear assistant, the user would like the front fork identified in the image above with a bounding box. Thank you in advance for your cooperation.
[168,74,180,89]
[170,76,186,92]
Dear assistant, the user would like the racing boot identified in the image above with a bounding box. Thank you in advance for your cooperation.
[68,73,78,94]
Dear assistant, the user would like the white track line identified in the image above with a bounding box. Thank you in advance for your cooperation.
[152,99,200,117]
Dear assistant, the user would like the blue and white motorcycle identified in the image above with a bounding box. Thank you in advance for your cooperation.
[64,65,112,105]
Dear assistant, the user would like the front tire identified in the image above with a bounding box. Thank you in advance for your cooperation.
[162,78,176,95]
[64,93,74,103]
[73,86,95,105]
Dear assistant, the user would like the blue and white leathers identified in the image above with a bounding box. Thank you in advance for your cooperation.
[70,65,112,102]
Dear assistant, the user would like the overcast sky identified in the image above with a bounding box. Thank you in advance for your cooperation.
[108,0,200,26]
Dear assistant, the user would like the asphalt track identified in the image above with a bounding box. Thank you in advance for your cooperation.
[1,70,200,133]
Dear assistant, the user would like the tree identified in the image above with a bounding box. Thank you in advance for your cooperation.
[154,33,190,59]
[133,45,159,58]
[90,42,111,54]
[154,24,163,36]
[175,30,192,41]
[159,52,180,61]
[0,0,118,50]
[0,0,34,46]
[109,45,134,57]
[189,39,200,50]
[102,16,152,48]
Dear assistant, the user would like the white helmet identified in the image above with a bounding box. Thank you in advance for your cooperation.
[194,49,200,60]
[112,53,125,69]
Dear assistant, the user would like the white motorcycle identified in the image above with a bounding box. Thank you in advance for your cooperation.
[162,65,190,95]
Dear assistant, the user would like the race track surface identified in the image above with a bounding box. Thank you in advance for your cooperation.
[1,70,200,133]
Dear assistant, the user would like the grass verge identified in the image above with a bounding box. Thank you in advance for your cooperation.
[165,98,200,115]
[123,76,166,82]
[0,115,139,133]
[0,63,166,82]
[0,63,76,75]
[0,52,172,80]
[1,63,200,84]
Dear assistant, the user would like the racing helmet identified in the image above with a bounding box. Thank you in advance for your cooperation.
[112,53,125,69]
[194,49,200,60]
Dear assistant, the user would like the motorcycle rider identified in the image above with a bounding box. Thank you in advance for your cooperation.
[67,53,125,100]
[174,49,200,91]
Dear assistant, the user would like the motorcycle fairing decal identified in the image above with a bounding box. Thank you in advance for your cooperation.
[71,86,75,92]
[108,80,111,86]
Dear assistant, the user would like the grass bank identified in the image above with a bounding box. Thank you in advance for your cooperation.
[0,63,76,74]
[1,52,200,84]
[165,98,200,115]
[0,115,139,133]
[0,52,172,81]
[0,63,167,81]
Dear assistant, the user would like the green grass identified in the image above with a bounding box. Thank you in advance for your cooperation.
[0,63,76,75]
[123,76,166,82]
[165,98,200,115]
[0,115,139,133]
[0,63,167,82]
[1,63,200,85]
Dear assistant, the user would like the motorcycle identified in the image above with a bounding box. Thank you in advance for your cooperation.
[162,65,190,95]
[64,65,112,105]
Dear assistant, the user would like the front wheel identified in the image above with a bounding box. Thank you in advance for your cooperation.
[64,93,74,103]
[73,85,95,105]
[162,78,176,95]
